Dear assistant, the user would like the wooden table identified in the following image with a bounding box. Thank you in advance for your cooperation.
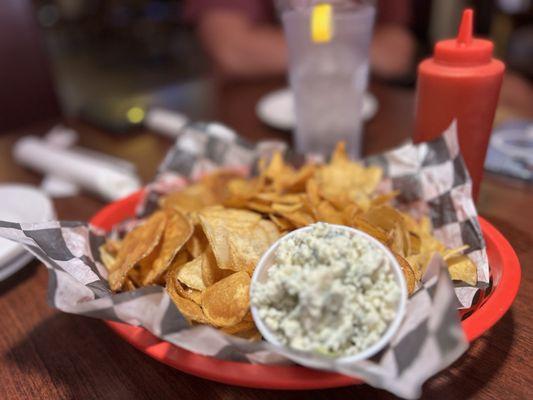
[0,80,531,399]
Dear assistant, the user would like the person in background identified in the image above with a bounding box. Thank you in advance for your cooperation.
[185,0,416,81]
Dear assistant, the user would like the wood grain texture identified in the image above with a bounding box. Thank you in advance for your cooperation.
[0,81,531,399]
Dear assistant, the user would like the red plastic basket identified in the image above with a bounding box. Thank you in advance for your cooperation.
[91,190,521,390]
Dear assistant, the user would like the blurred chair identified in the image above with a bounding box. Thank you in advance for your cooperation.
[0,0,60,133]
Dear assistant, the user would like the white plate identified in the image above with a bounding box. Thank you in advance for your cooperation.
[0,252,34,281]
[0,185,55,280]
[256,88,379,131]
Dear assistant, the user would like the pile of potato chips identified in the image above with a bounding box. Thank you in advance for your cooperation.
[100,142,477,339]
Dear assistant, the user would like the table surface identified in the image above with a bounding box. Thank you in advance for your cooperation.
[0,79,531,400]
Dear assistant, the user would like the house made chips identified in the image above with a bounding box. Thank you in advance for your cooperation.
[100,142,477,339]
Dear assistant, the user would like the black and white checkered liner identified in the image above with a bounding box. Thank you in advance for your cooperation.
[0,121,484,399]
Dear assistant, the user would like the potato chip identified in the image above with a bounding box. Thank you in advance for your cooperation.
[406,255,423,281]
[142,210,193,285]
[447,254,478,286]
[350,216,389,243]
[135,241,161,282]
[167,282,208,324]
[160,183,216,213]
[186,227,208,258]
[394,253,416,295]
[315,142,382,208]
[276,210,314,228]
[99,245,116,272]
[177,255,206,291]
[199,207,276,274]
[387,223,407,257]
[315,201,344,224]
[201,249,230,286]
[409,232,422,255]
[224,178,263,208]
[200,170,243,202]
[257,219,281,243]
[201,271,250,327]
[282,163,316,192]
[109,211,167,291]
[235,328,262,341]
[268,213,293,231]
[271,202,303,214]
[263,151,286,179]
[175,280,203,304]
[255,192,302,204]
[122,278,136,292]
[166,261,208,323]
[371,191,399,206]
[442,245,470,261]
[364,205,404,231]
[306,178,321,206]
[246,200,274,214]
[221,320,256,335]
[104,239,122,255]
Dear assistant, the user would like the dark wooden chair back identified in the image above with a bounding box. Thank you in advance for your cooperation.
[0,0,60,133]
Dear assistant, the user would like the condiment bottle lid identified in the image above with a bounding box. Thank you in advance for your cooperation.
[434,9,494,65]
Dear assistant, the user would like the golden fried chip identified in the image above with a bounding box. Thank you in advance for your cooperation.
[104,239,121,255]
[263,151,286,181]
[122,278,137,292]
[234,328,262,341]
[371,191,399,206]
[255,192,302,204]
[134,241,162,284]
[167,283,208,324]
[142,210,193,285]
[447,254,478,286]
[99,245,116,272]
[200,170,243,202]
[271,202,303,214]
[405,255,423,281]
[283,164,316,192]
[316,143,382,208]
[306,178,321,206]
[315,201,343,224]
[201,249,230,286]
[221,320,256,335]
[442,245,470,261]
[409,232,422,255]
[387,223,407,257]
[364,205,404,231]
[350,216,389,243]
[257,219,281,243]
[175,280,203,304]
[166,261,207,323]
[224,177,264,209]
[186,227,209,258]
[199,207,276,273]
[201,271,250,327]
[177,255,206,291]
[395,253,416,295]
[276,210,314,228]
[246,200,274,214]
[268,214,293,231]
[109,211,167,291]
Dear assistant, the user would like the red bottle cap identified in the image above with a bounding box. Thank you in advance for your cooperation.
[434,9,494,65]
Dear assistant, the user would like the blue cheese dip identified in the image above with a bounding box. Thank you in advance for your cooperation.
[251,223,401,357]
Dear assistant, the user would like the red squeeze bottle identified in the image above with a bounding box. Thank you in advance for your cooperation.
[414,9,505,200]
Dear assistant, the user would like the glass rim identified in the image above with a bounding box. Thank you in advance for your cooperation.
[276,0,376,13]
